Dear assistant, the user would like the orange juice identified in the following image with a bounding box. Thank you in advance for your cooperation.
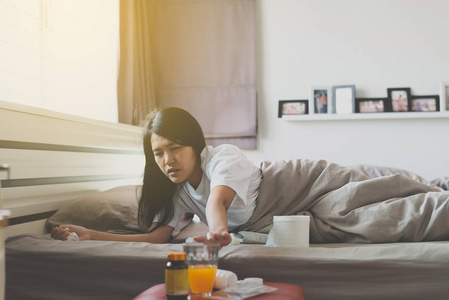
[188,264,218,294]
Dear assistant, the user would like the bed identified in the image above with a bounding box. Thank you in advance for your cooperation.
[2,100,449,300]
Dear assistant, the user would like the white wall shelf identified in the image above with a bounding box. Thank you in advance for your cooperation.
[281,112,449,121]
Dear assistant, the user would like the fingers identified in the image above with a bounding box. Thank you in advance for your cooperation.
[50,226,70,240]
[193,236,208,243]
[193,232,232,248]
[214,232,232,248]
[193,234,222,243]
[50,228,67,240]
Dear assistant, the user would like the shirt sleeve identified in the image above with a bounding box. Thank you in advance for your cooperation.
[206,145,256,205]
[153,195,186,236]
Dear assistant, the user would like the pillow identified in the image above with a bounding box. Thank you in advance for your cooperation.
[46,185,145,234]
[46,185,193,236]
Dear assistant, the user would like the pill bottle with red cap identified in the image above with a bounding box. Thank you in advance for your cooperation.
[165,252,189,299]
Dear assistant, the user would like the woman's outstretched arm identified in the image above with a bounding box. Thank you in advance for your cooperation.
[194,185,235,247]
[50,222,174,243]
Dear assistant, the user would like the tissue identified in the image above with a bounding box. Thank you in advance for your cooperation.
[66,232,80,241]
[0,210,11,221]
[214,269,238,289]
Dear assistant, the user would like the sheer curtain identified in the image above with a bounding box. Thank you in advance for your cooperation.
[117,0,157,125]
[118,0,257,149]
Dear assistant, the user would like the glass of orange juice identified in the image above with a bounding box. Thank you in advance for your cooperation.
[183,243,219,297]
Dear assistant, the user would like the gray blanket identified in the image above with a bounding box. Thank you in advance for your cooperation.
[238,159,449,243]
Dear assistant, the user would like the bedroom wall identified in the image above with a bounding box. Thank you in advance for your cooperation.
[244,0,449,180]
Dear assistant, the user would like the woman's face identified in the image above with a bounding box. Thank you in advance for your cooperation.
[150,133,202,188]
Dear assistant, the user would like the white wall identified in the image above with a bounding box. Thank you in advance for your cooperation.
[244,0,449,180]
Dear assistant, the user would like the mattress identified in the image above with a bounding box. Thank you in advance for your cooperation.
[6,234,449,300]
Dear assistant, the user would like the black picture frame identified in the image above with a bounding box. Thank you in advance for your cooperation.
[410,95,440,112]
[332,85,356,114]
[278,100,309,118]
[355,98,388,113]
[387,87,411,112]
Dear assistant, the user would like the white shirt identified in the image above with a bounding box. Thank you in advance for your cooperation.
[157,144,262,236]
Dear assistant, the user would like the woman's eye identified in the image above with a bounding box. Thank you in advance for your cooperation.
[154,152,162,157]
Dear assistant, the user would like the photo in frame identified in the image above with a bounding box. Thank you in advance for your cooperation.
[309,86,332,114]
[278,100,309,118]
[355,98,388,113]
[440,81,449,112]
[332,85,356,114]
[410,95,440,112]
[387,87,411,112]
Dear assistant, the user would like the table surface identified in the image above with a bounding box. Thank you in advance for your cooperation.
[133,282,306,300]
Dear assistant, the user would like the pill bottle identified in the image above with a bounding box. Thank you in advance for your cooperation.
[165,252,189,299]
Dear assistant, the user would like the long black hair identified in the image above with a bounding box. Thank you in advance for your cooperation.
[138,107,206,231]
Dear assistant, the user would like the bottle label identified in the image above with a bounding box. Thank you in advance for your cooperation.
[165,269,189,295]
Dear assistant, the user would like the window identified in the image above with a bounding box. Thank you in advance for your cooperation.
[0,0,119,122]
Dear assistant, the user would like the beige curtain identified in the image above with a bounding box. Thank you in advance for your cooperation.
[117,0,157,125]
[118,0,257,149]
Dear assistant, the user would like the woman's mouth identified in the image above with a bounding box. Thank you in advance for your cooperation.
[167,168,179,176]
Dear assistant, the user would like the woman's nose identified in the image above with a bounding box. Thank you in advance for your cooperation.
[164,153,174,165]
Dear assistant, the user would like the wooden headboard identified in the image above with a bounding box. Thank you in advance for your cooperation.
[0,100,145,238]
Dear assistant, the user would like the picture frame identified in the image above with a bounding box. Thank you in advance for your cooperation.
[309,86,332,114]
[355,98,388,113]
[387,87,411,112]
[332,85,356,114]
[410,95,440,112]
[440,81,449,112]
[278,100,309,118]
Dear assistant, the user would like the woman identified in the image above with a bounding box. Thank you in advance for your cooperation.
[52,107,449,245]
[51,107,262,248]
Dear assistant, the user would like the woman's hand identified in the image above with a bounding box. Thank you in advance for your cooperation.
[50,225,92,241]
[201,186,235,248]
[193,231,232,248]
